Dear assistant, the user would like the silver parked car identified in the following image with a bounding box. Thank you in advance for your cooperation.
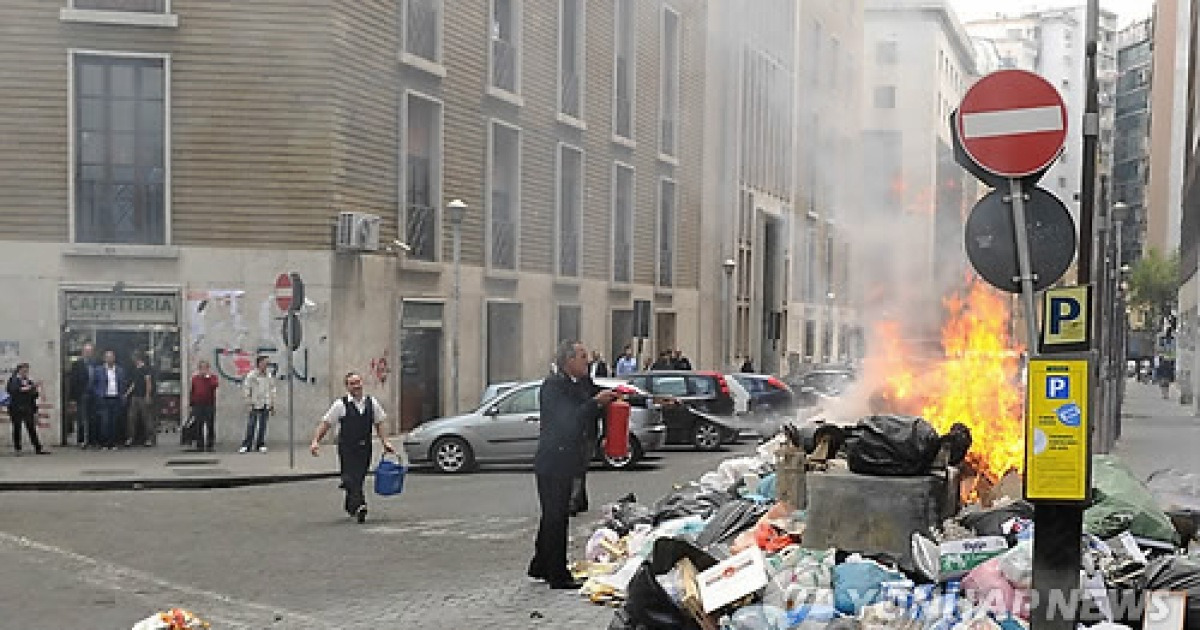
[403,378,666,474]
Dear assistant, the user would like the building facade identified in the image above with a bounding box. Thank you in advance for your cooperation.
[1177,0,1199,413]
[862,0,978,343]
[1113,18,1153,266]
[0,0,707,445]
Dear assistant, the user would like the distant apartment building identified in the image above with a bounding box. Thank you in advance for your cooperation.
[1112,18,1153,266]
[0,0,707,444]
[963,6,1120,230]
[1148,0,1194,257]
[862,0,978,339]
[699,0,864,375]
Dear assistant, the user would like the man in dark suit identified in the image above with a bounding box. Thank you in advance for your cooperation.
[528,340,616,590]
[90,350,127,449]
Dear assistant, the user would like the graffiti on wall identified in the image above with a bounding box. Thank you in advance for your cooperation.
[188,289,317,386]
[369,350,391,386]
[213,347,310,384]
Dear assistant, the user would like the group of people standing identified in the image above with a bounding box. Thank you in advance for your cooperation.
[601,345,692,377]
[67,343,155,450]
[186,354,279,453]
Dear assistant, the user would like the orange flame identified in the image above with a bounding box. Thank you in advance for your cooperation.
[867,278,1025,482]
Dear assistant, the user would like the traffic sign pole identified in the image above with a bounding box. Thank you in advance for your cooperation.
[1009,179,1041,358]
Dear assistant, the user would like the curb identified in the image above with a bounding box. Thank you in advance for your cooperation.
[0,470,340,492]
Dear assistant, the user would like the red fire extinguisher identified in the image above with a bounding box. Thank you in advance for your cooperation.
[604,399,631,459]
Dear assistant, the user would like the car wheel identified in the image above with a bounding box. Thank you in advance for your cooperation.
[692,422,723,451]
[430,436,476,474]
[602,436,643,470]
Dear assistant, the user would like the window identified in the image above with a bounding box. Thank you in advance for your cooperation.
[613,163,634,283]
[73,0,166,11]
[488,121,519,270]
[873,85,896,109]
[652,376,688,396]
[404,0,441,64]
[74,53,167,245]
[490,0,519,93]
[486,302,522,384]
[404,93,442,262]
[659,7,680,156]
[557,144,583,277]
[688,376,715,395]
[497,386,538,414]
[876,40,897,64]
[658,178,676,287]
[557,305,581,344]
[613,0,635,139]
[559,0,584,118]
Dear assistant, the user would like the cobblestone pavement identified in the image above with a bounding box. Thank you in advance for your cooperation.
[0,444,752,629]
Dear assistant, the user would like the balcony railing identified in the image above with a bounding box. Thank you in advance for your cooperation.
[406,203,436,262]
[491,38,518,93]
[658,249,673,287]
[615,60,633,138]
[406,0,439,62]
[613,239,631,284]
[560,72,581,118]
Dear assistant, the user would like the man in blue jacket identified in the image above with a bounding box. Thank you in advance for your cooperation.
[527,340,617,590]
[91,350,127,449]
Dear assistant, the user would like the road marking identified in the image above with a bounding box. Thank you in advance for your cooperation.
[0,530,329,629]
[961,105,1064,138]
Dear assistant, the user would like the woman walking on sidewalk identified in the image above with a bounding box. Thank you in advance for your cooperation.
[6,363,47,455]
[309,372,395,523]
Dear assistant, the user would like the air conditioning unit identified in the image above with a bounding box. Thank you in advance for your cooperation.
[336,212,381,252]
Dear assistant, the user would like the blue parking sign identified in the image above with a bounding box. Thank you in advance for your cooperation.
[1046,375,1070,399]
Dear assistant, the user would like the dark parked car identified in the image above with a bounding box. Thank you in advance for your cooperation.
[624,371,738,450]
[793,368,856,407]
[730,374,796,414]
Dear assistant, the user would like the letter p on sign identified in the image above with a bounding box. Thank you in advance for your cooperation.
[1041,286,1089,347]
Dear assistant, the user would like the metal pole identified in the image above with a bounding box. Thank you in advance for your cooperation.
[723,271,731,370]
[451,221,461,415]
[1009,179,1040,356]
[1077,0,1100,285]
[287,342,294,470]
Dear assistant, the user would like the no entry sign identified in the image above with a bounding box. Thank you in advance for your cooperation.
[956,70,1068,178]
[275,273,293,311]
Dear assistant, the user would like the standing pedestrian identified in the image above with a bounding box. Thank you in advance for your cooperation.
[527,341,617,589]
[588,351,609,379]
[69,343,97,448]
[240,355,276,453]
[90,350,126,450]
[672,349,693,370]
[614,346,638,376]
[741,356,755,373]
[651,350,674,370]
[309,372,395,523]
[189,360,219,452]
[7,363,47,455]
[1156,356,1175,400]
[124,351,156,447]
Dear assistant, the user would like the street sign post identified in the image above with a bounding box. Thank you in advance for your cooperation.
[955,70,1082,630]
[1041,286,1092,352]
[964,187,1077,294]
[276,272,305,470]
[1025,357,1091,502]
[275,273,293,312]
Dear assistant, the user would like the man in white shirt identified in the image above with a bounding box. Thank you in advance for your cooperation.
[310,372,395,523]
[614,346,638,376]
[239,355,276,453]
[91,350,126,449]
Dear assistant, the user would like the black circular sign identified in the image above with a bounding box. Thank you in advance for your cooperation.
[964,186,1077,293]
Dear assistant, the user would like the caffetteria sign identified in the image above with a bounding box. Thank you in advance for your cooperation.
[64,291,179,324]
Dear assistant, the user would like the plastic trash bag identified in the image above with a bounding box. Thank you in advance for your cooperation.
[729,604,789,630]
[997,540,1034,589]
[1085,456,1178,544]
[695,499,768,548]
[621,537,718,630]
[846,415,941,476]
[962,557,1030,619]
[605,494,656,536]
[833,558,905,615]
[958,500,1035,542]
[1138,556,1200,630]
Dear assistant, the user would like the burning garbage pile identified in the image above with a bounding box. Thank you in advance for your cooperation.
[572,279,1200,630]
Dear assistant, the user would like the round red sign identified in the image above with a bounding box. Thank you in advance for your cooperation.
[274,273,293,311]
[956,69,1068,178]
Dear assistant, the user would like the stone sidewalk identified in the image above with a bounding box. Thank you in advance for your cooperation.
[0,440,378,491]
[1113,377,1200,480]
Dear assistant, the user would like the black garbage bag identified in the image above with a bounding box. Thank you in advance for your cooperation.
[846,415,941,476]
[958,500,1035,542]
[1138,556,1200,630]
[620,537,719,630]
[941,422,973,466]
[605,494,656,536]
[694,499,769,548]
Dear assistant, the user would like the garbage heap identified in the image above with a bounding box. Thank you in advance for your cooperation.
[574,415,1200,630]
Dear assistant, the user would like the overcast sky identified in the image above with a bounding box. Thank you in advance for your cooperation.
[951,0,1156,26]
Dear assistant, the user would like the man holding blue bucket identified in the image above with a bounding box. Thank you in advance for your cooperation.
[310,372,396,523]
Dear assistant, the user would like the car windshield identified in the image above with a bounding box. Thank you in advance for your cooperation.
[803,373,851,393]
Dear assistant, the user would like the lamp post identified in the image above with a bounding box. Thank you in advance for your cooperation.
[448,199,467,414]
[722,258,736,370]
[825,292,836,363]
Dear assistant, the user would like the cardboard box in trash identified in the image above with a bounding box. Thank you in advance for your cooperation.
[697,547,769,613]
[912,534,1008,581]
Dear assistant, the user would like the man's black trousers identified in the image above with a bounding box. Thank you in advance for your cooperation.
[10,409,42,452]
[338,442,371,515]
[529,472,574,583]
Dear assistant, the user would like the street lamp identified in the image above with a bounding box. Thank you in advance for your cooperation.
[722,258,736,370]
[448,199,467,414]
